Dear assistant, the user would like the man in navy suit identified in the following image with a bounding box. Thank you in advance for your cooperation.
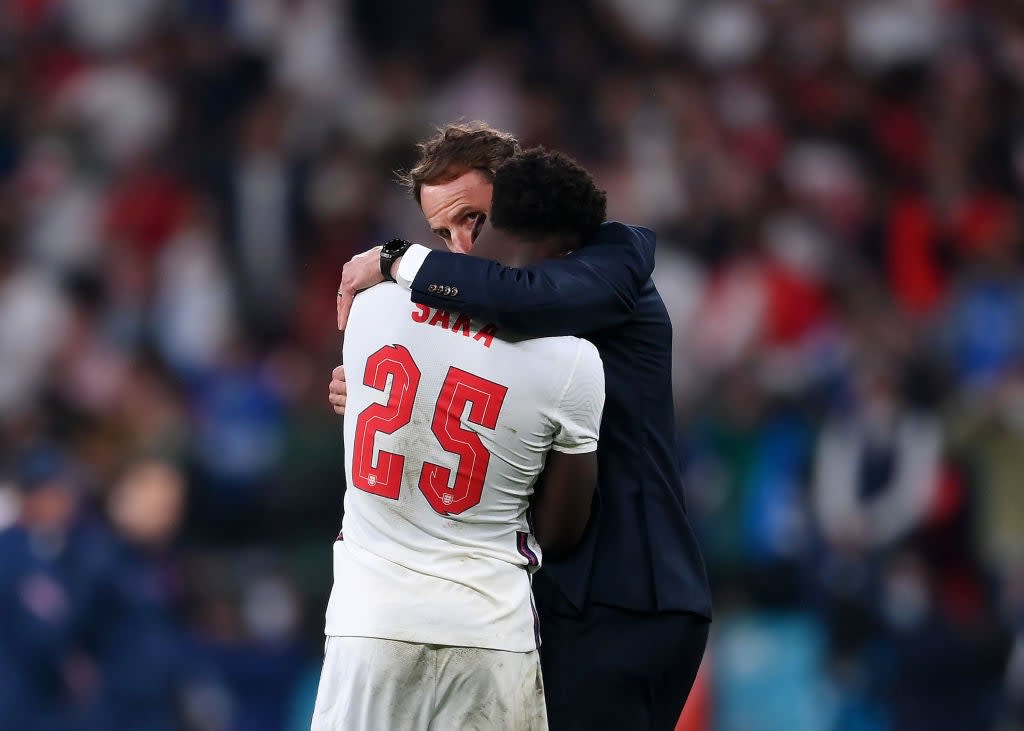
[332,122,711,730]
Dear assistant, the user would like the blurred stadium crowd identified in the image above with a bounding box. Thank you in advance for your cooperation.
[1,0,1023,729]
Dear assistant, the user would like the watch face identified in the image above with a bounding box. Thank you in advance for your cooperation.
[385,239,409,255]
[381,243,402,280]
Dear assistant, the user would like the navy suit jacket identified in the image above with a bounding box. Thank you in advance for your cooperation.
[410,221,711,617]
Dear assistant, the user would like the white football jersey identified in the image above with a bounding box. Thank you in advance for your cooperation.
[325,283,604,652]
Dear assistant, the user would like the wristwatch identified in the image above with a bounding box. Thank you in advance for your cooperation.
[380,239,414,282]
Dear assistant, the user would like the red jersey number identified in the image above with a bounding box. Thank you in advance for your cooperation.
[350,348,508,515]
[350,345,421,499]
[420,367,508,514]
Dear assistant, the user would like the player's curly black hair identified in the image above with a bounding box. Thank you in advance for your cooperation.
[490,147,607,244]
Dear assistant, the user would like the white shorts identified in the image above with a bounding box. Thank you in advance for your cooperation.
[311,636,548,731]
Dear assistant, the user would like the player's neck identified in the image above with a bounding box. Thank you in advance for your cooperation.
[508,234,579,266]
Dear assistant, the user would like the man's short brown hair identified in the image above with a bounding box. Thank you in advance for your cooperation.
[400,122,521,203]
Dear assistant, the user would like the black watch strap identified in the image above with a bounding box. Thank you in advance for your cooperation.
[380,239,413,282]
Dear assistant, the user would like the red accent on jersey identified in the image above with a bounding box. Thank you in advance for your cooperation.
[350,345,421,499]
[428,309,451,329]
[451,314,472,336]
[419,367,509,515]
[350,348,509,516]
[472,323,498,348]
[410,306,499,347]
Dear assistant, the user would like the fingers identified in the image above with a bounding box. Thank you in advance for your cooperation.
[328,381,347,416]
[329,365,347,415]
[336,246,385,330]
[336,260,357,330]
[337,289,354,331]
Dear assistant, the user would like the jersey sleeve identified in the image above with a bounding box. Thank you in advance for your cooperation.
[394,244,432,290]
[550,340,606,454]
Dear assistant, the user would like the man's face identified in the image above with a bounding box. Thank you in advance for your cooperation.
[419,169,493,254]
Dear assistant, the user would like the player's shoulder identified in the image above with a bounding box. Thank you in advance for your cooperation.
[564,337,603,388]
[513,334,602,382]
[508,331,580,356]
[347,283,410,330]
[351,282,407,309]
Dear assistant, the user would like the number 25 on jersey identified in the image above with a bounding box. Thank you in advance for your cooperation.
[350,345,508,516]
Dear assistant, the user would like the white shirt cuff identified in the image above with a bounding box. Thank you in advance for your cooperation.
[394,244,431,290]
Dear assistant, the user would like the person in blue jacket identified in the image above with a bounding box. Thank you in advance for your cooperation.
[81,458,213,731]
[331,122,712,730]
[0,445,87,731]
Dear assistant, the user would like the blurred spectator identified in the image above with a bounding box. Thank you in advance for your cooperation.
[192,570,306,731]
[875,550,1007,731]
[17,138,102,272]
[64,0,169,53]
[221,95,307,343]
[187,339,287,542]
[82,458,209,731]
[153,201,236,373]
[949,369,1024,574]
[57,60,174,169]
[0,445,84,730]
[941,209,1024,390]
[813,363,941,552]
[0,255,70,413]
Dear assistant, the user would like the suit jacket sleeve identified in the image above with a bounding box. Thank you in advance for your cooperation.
[409,221,656,337]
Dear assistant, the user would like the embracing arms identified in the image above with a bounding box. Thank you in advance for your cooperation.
[336,221,656,337]
[533,450,597,559]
